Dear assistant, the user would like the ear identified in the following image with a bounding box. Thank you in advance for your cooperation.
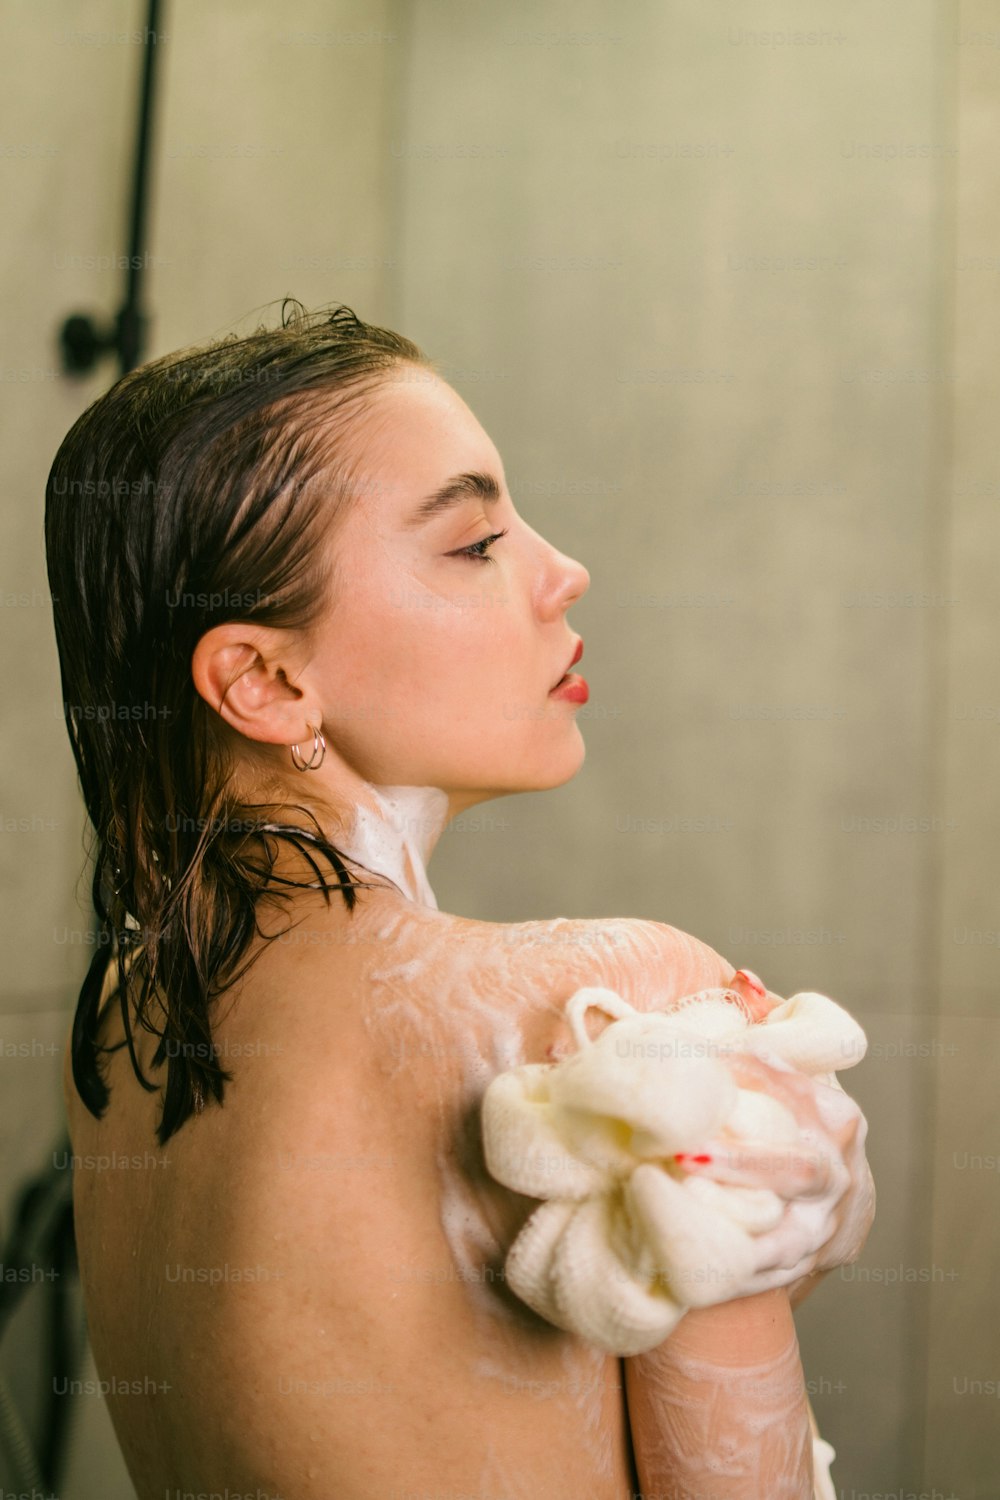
[190,622,318,748]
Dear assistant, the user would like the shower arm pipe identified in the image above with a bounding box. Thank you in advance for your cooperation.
[118,0,163,373]
[58,0,165,379]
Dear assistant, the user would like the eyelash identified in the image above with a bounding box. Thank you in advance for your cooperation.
[454,528,509,565]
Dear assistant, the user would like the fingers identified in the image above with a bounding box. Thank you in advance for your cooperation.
[745,1195,843,1280]
[811,1156,877,1272]
[722,1050,828,1132]
[680,1136,841,1199]
[728,967,781,1021]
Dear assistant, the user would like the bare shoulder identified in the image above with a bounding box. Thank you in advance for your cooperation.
[210,899,740,1192]
[470,911,738,1013]
[199,901,743,1176]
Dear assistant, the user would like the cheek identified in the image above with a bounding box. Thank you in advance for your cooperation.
[328,590,504,724]
[316,555,569,781]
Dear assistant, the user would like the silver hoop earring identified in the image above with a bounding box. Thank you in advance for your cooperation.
[290,725,326,772]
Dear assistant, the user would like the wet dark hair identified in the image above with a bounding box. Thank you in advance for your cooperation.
[45,299,434,1144]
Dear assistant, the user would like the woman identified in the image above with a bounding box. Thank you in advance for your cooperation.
[47,301,874,1498]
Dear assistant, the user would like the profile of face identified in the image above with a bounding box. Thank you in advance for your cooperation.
[193,369,591,850]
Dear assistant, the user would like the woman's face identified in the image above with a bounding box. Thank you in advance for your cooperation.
[305,368,591,812]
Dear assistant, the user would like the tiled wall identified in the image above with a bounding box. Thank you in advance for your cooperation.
[2,1,994,1494]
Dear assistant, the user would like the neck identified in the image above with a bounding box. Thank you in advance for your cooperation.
[255,750,495,910]
[337,783,451,909]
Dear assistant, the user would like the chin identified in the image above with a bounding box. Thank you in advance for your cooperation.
[442,723,587,803]
[518,728,587,792]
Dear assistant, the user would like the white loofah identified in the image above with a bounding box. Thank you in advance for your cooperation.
[481,982,868,1358]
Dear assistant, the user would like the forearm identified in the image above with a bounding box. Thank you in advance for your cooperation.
[623,1288,813,1500]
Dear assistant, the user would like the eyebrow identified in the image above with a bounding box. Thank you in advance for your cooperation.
[404,470,502,528]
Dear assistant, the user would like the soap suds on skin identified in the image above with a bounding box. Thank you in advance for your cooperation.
[338,783,450,909]
[341,783,746,1323]
[626,1334,816,1497]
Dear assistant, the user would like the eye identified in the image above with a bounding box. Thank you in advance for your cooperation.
[452,527,509,564]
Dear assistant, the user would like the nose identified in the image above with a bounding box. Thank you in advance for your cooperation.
[520,516,590,616]
[552,545,590,611]
[534,530,589,615]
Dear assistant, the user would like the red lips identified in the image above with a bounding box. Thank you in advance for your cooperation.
[552,637,584,690]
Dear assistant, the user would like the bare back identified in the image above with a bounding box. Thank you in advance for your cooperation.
[64,891,735,1498]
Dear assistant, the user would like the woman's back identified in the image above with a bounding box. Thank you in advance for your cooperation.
[65,892,734,1498]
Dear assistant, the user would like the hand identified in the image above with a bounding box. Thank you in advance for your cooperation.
[692,969,876,1301]
[686,1047,875,1299]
